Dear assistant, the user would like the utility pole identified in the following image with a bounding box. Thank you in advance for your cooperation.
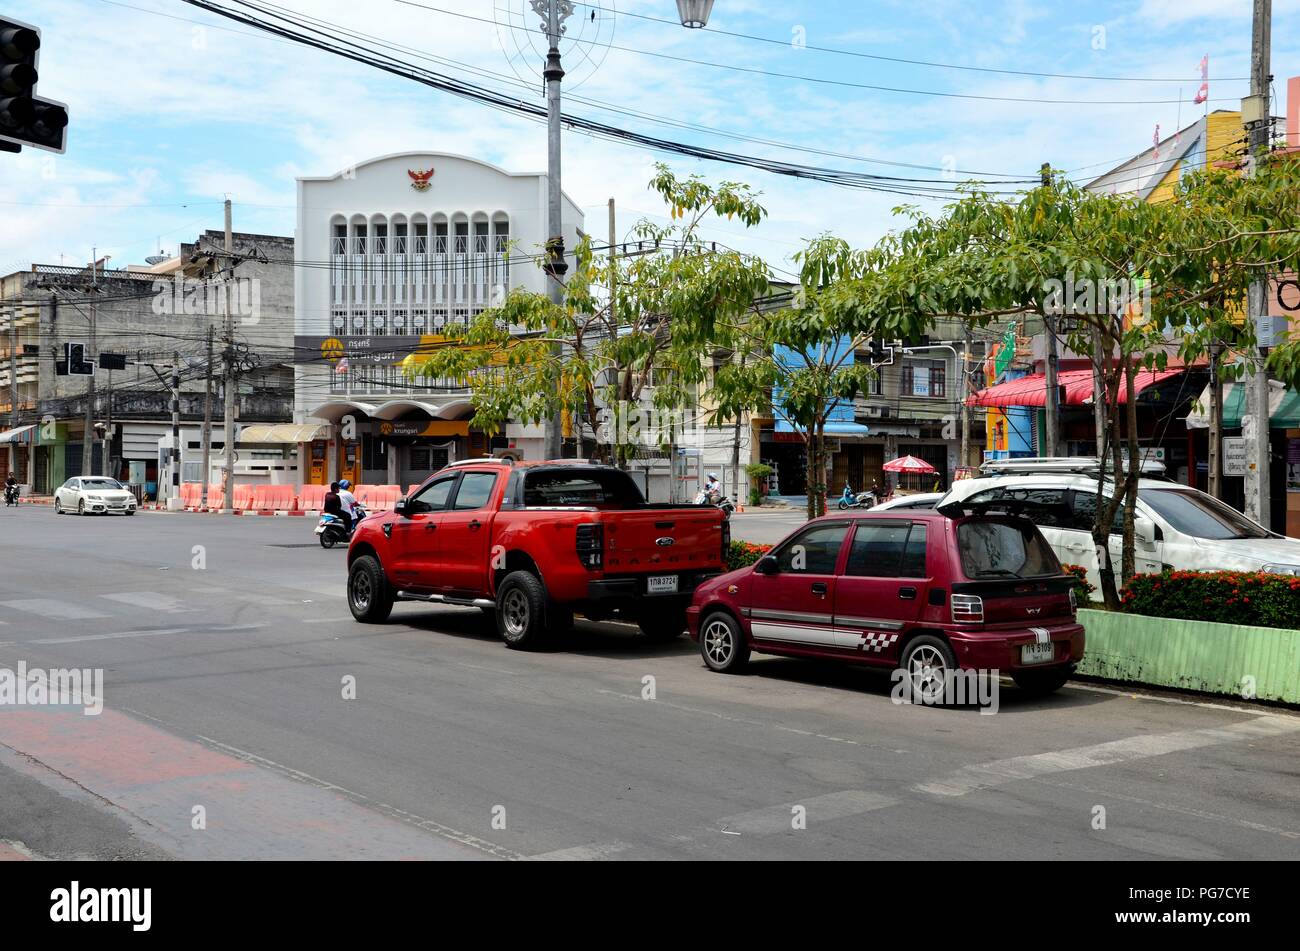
[7,300,17,478]
[1244,0,1273,528]
[200,323,214,509]
[1041,162,1061,458]
[540,0,572,461]
[221,199,236,513]
[170,350,181,507]
[102,369,112,478]
[81,249,98,476]
[607,196,618,467]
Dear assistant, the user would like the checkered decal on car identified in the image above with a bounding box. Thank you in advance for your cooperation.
[859,632,899,653]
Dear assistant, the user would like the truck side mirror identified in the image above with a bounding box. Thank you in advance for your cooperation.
[1134,515,1157,549]
[394,498,409,517]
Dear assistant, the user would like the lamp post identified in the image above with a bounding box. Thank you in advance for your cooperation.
[675,0,716,28]
[534,1,712,459]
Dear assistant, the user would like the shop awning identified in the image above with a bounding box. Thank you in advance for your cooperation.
[1184,381,1300,430]
[968,368,1185,408]
[0,424,35,444]
[238,423,328,444]
[775,419,871,436]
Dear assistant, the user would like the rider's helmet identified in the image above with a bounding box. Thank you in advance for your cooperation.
[339,479,351,490]
[707,472,719,481]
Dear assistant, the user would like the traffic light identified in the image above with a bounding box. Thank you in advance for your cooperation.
[0,16,68,154]
[61,342,94,376]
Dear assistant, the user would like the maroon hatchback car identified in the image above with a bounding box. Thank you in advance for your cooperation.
[686,510,1085,697]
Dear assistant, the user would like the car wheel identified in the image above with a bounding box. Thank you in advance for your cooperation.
[347,554,394,623]
[1012,667,1071,697]
[899,634,958,706]
[125,509,136,516]
[638,610,688,642]
[77,499,86,516]
[495,571,549,650]
[54,497,62,514]
[700,611,750,673]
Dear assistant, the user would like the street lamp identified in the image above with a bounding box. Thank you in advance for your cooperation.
[675,0,715,28]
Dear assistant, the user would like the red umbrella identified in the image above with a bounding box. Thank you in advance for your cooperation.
[883,455,937,474]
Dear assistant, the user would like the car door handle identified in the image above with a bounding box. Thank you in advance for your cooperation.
[811,582,828,596]
[898,586,917,600]
[468,519,481,530]
[425,524,437,532]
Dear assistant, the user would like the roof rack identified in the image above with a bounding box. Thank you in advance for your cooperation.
[443,458,513,469]
[980,456,1166,476]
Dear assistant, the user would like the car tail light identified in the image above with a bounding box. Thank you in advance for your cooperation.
[721,518,730,564]
[575,522,604,570]
[951,594,984,624]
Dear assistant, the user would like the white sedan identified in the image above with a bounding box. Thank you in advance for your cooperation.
[54,477,138,516]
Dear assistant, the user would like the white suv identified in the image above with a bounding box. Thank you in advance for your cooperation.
[937,463,1300,590]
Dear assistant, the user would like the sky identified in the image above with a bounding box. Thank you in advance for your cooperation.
[3,0,1299,279]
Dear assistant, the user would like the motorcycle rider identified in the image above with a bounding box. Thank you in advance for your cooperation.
[704,472,722,503]
[323,481,350,534]
[337,479,359,534]
[4,472,17,505]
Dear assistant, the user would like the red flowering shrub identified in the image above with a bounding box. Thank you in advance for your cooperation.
[1060,563,1096,603]
[726,540,773,571]
[1120,569,1300,631]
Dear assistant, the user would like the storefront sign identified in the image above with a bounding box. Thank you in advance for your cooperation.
[376,420,470,438]
[295,335,433,366]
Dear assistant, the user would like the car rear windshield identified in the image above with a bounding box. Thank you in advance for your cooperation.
[957,518,1059,579]
[522,469,645,508]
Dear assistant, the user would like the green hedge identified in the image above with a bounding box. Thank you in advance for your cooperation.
[726,540,772,571]
[1121,570,1300,631]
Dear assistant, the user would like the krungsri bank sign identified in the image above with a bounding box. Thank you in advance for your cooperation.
[295,335,428,366]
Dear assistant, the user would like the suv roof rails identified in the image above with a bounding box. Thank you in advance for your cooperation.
[444,457,513,468]
[980,456,1166,476]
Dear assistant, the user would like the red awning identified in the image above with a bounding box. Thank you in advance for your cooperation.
[967,369,1185,408]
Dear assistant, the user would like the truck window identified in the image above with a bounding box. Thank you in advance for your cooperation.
[409,475,457,514]
[453,472,497,510]
[522,470,645,507]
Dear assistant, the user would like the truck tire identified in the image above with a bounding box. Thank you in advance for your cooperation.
[638,609,688,642]
[496,571,550,650]
[348,554,394,623]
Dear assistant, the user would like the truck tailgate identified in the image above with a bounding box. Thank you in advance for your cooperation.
[601,508,725,573]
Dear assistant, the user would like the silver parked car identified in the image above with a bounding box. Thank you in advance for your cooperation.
[54,477,138,516]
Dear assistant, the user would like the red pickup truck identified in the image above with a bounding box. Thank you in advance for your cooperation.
[345,460,729,649]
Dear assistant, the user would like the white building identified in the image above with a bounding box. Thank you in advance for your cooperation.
[293,151,583,488]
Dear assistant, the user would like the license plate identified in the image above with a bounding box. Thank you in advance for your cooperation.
[647,574,678,594]
[1021,642,1055,665]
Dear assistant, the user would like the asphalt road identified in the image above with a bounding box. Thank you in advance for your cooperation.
[0,505,1297,861]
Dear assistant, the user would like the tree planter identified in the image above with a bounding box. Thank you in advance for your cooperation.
[1076,608,1300,703]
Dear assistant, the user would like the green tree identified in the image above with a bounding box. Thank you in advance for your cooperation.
[404,165,768,467]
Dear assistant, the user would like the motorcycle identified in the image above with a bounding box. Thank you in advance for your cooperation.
[693,489,736,519]
[4,484,17,507]
[315,504,367,549]
[837,488,875,511]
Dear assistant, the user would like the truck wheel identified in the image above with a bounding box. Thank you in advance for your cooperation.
[496,571,549,650]
[1011,667,1071,697]
[700,612,750,673]
[638,610,688,642]
[348,555,394,623]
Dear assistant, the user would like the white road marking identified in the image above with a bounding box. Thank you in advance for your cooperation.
[101,592,196,613]
[34,623,264,645]
[595,689,862,747]
[301,617,355,624]
[915,715,1300,798]
[195,735,522,860]
[525,841,631,861]
[719,790,898,835]
[0,600,109,620]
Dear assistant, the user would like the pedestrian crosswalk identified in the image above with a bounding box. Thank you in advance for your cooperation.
[0,587,329,628]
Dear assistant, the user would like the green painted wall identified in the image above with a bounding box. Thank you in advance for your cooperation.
[1077,609,1300,703]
